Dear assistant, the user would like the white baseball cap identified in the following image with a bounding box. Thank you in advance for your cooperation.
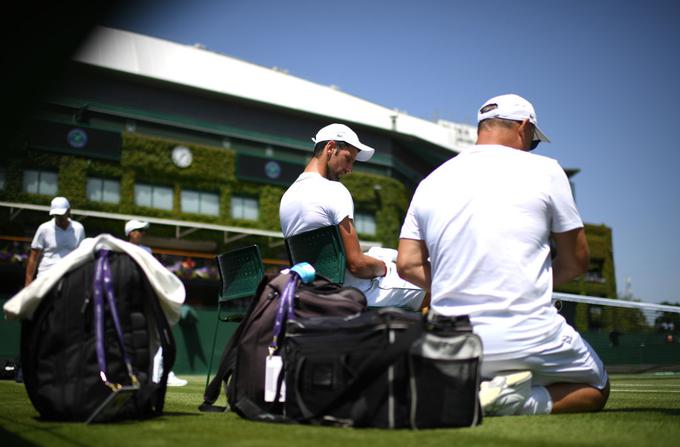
[312,123,376,162]
[125,219,150,236]
[49,196,70,216]
[477,94,550,143]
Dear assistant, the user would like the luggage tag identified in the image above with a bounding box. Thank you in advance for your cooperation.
[264,354,286,402]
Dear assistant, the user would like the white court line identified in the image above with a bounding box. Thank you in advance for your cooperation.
[612,384,680,387]
[612,389,680,393]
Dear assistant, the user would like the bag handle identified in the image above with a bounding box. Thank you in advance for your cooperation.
[93,249,139,391]
[269,263,316,356]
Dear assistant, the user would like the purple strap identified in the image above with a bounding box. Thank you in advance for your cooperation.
[94,249,138,389]
[269,272,298,355]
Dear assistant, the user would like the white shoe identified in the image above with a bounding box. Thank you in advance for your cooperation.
[166,371,188,387]
[479,371,532,416]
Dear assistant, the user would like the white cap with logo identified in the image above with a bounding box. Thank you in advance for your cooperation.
[312,123,376,161]
[125,219,150,236]
[477,94,550,143]
[49,197,70,216]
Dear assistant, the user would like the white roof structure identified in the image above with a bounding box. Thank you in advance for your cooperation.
[74,26,465,153]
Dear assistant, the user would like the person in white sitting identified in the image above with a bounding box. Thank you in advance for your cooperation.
[279,123,425,310]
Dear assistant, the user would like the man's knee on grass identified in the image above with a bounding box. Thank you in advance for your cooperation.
[548,380,610,414]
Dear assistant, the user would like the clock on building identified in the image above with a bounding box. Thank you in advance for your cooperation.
[171,146,193,168]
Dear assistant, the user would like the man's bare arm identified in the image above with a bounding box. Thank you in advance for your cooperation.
[552,227,589,285]
[338,217,387,279]
[25,248,41,287]
[396,238,431,292]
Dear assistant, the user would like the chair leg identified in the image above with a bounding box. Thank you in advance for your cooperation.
[204,310,222,392]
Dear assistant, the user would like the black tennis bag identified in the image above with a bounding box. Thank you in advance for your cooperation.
[21,250,175,422]
[282,309,483,428]
[200,270,367,418]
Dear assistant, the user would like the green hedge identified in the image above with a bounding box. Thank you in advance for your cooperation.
[342,173,409,247]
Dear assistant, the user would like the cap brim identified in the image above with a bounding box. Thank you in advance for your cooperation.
[50,208,68,216]
[313,135,375,161]
[354,142,375,162]
[534,125,550,143]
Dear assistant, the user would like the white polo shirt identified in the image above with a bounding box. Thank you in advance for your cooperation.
[31,218,86,277]
[279,172,354,237]
[400,144,583,356]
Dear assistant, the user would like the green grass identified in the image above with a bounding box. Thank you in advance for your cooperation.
[1,374,679,447]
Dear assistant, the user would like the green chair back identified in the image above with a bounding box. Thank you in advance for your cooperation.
[206,244,264,390]
[215,244,264,321]
[285,225,346,284]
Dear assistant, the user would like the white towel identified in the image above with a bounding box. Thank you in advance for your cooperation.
[3,234,185,324]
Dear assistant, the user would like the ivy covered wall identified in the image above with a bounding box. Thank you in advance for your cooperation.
[1,132,409,246]
[554,224,618,332]
[341,173,409,248]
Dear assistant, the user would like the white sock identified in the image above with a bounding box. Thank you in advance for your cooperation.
[520,385,553,415]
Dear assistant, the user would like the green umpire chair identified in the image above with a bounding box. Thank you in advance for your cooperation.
[285,225,346,284]
[205,244,264,388]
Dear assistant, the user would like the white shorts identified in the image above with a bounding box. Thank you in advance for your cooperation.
[343,247,425,310]
[481,322,609,390]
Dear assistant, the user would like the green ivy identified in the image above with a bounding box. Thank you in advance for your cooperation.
[121,133,234,183]
[3,133,421,252]
[259,185,285,231]
[58,157,87,207]
[342,173,409,247]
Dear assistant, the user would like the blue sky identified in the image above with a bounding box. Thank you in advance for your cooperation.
[102,0,680,304]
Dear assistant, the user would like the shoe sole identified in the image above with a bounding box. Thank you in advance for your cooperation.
[479,371,532,409]
[479,386,502,408]
[501,371,532,387]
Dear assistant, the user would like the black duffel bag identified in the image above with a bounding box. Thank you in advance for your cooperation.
[283,308,483,429]
[200,268,366,418]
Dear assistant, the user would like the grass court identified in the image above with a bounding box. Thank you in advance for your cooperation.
[1,373,679,447]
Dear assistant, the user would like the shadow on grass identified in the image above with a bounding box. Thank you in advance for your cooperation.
[1,416,90,447]
[0,426,39,447]
[29,411,200,424]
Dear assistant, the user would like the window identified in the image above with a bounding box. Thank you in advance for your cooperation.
[583,258,606,284]
[86,177,120,204]
[231,196,259,220]
[0,169,5,190]
[23,170,58,196]
[181,189,219,216]
[134,183,173,210]
[354,213,377,236]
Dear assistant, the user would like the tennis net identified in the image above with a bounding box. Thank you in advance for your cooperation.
[552,293,680,372]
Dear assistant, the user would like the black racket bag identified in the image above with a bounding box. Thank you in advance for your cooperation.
[21,250,175,422]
